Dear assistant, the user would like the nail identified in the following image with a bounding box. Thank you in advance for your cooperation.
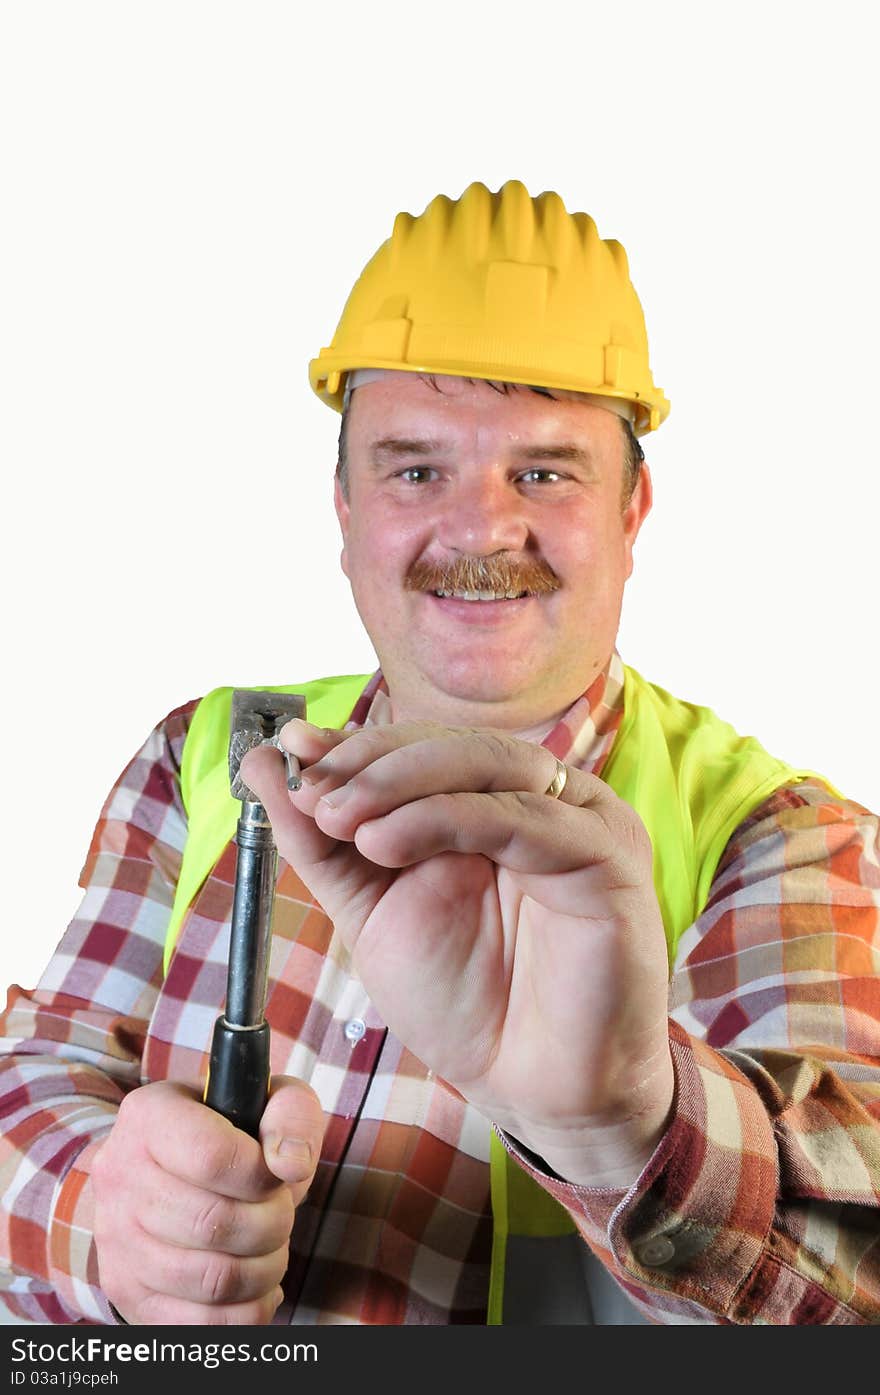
[319,784,352,808]
[278,1137,313,1167]
[280,717,310,742]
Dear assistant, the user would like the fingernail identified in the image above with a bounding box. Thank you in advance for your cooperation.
[319,784,352,808]
[278,1137,313,1167]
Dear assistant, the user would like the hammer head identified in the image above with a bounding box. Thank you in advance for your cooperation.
[229,689,307,802]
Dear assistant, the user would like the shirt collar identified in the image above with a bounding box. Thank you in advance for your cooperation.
[345,651,625,777]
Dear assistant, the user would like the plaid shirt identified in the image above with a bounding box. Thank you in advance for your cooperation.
[1,653,879,1325]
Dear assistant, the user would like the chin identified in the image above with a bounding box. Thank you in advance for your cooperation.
[423,664,530,707]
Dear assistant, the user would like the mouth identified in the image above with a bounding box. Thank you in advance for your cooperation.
[421,589,540,625]
[431,588,531,602]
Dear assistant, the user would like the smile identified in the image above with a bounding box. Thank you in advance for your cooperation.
[432,589,530,601]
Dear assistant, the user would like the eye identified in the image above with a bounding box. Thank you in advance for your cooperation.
[397,466,437,484]
[518,468,563,485]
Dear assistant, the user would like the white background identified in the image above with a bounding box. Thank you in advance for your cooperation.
[1,0,878,991]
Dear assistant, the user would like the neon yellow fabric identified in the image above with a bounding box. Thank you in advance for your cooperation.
[163,675,372,976]
[164,665,827,1322]
[486,1129,581,1324]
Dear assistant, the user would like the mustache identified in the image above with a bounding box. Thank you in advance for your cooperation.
[405,554,561,596]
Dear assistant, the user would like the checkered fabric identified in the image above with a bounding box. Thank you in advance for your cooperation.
[1,653,879,1324]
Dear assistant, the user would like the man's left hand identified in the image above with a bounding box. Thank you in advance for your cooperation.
[242,721,674,1190]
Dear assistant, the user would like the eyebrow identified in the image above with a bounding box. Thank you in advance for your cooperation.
[512,444,591,464]
[368,438,592,465]
[371,436,446,454]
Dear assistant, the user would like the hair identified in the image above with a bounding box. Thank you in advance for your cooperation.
[335,376,644,509]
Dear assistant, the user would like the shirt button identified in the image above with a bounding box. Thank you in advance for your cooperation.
[634,1235,676,1267]
[344,1017,366,1044]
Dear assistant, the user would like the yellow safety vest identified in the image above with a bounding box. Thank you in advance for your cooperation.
[163,665,826,1323]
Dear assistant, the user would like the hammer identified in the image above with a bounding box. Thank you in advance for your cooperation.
[203,688,305,1137]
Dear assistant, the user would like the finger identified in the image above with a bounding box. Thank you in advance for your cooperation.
[295,725,571,820]
[241,743,341,865]
[290,720,451,794]
[297,731,600,840]
[132,1159,295,1256]
[278,718,352,765]
[240,743,395,928]
[126,1083,287,1201]
[260,1075,326,1200]
[116,1282,285,1327]
[115,1226,289,1307]
[350,790,649,899]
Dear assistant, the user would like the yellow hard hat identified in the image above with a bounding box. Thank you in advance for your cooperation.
[309,180,670,435]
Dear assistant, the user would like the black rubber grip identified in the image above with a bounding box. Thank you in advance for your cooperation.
[204,1016,271,1138]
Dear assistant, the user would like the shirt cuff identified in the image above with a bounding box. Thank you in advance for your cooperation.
[499,1019,778,1317]
[49,1138,122,1324]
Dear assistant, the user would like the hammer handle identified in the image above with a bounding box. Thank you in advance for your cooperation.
[204,1017,271,1139]
[204,807,276,1137]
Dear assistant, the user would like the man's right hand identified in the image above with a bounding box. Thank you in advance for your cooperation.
[91,1076,325,1325]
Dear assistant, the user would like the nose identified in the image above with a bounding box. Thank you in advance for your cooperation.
[434,469,530,556]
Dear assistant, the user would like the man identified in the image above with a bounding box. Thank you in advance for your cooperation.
[1,181,878,1326]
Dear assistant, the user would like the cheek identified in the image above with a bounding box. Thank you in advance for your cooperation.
[558,522,626,592]
[343,520,410,609]
[350,508,427,570]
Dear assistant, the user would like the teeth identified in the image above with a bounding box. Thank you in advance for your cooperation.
[433,589,527,601]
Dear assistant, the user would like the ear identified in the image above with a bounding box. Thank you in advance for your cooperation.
[334,475,351,579]
[622,461,653,580]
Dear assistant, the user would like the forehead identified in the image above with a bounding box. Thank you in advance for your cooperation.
[346,373,623,447]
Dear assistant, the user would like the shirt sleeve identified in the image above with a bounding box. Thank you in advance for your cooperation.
[0,701,196,1323]
[503,777,880,1324]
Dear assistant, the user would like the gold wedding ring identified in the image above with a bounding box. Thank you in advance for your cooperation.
[544,757,568,799]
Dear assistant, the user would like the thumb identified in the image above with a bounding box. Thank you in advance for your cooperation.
[259,1075,325,1199]
[278,717,351,766]
[240,742,392,933]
